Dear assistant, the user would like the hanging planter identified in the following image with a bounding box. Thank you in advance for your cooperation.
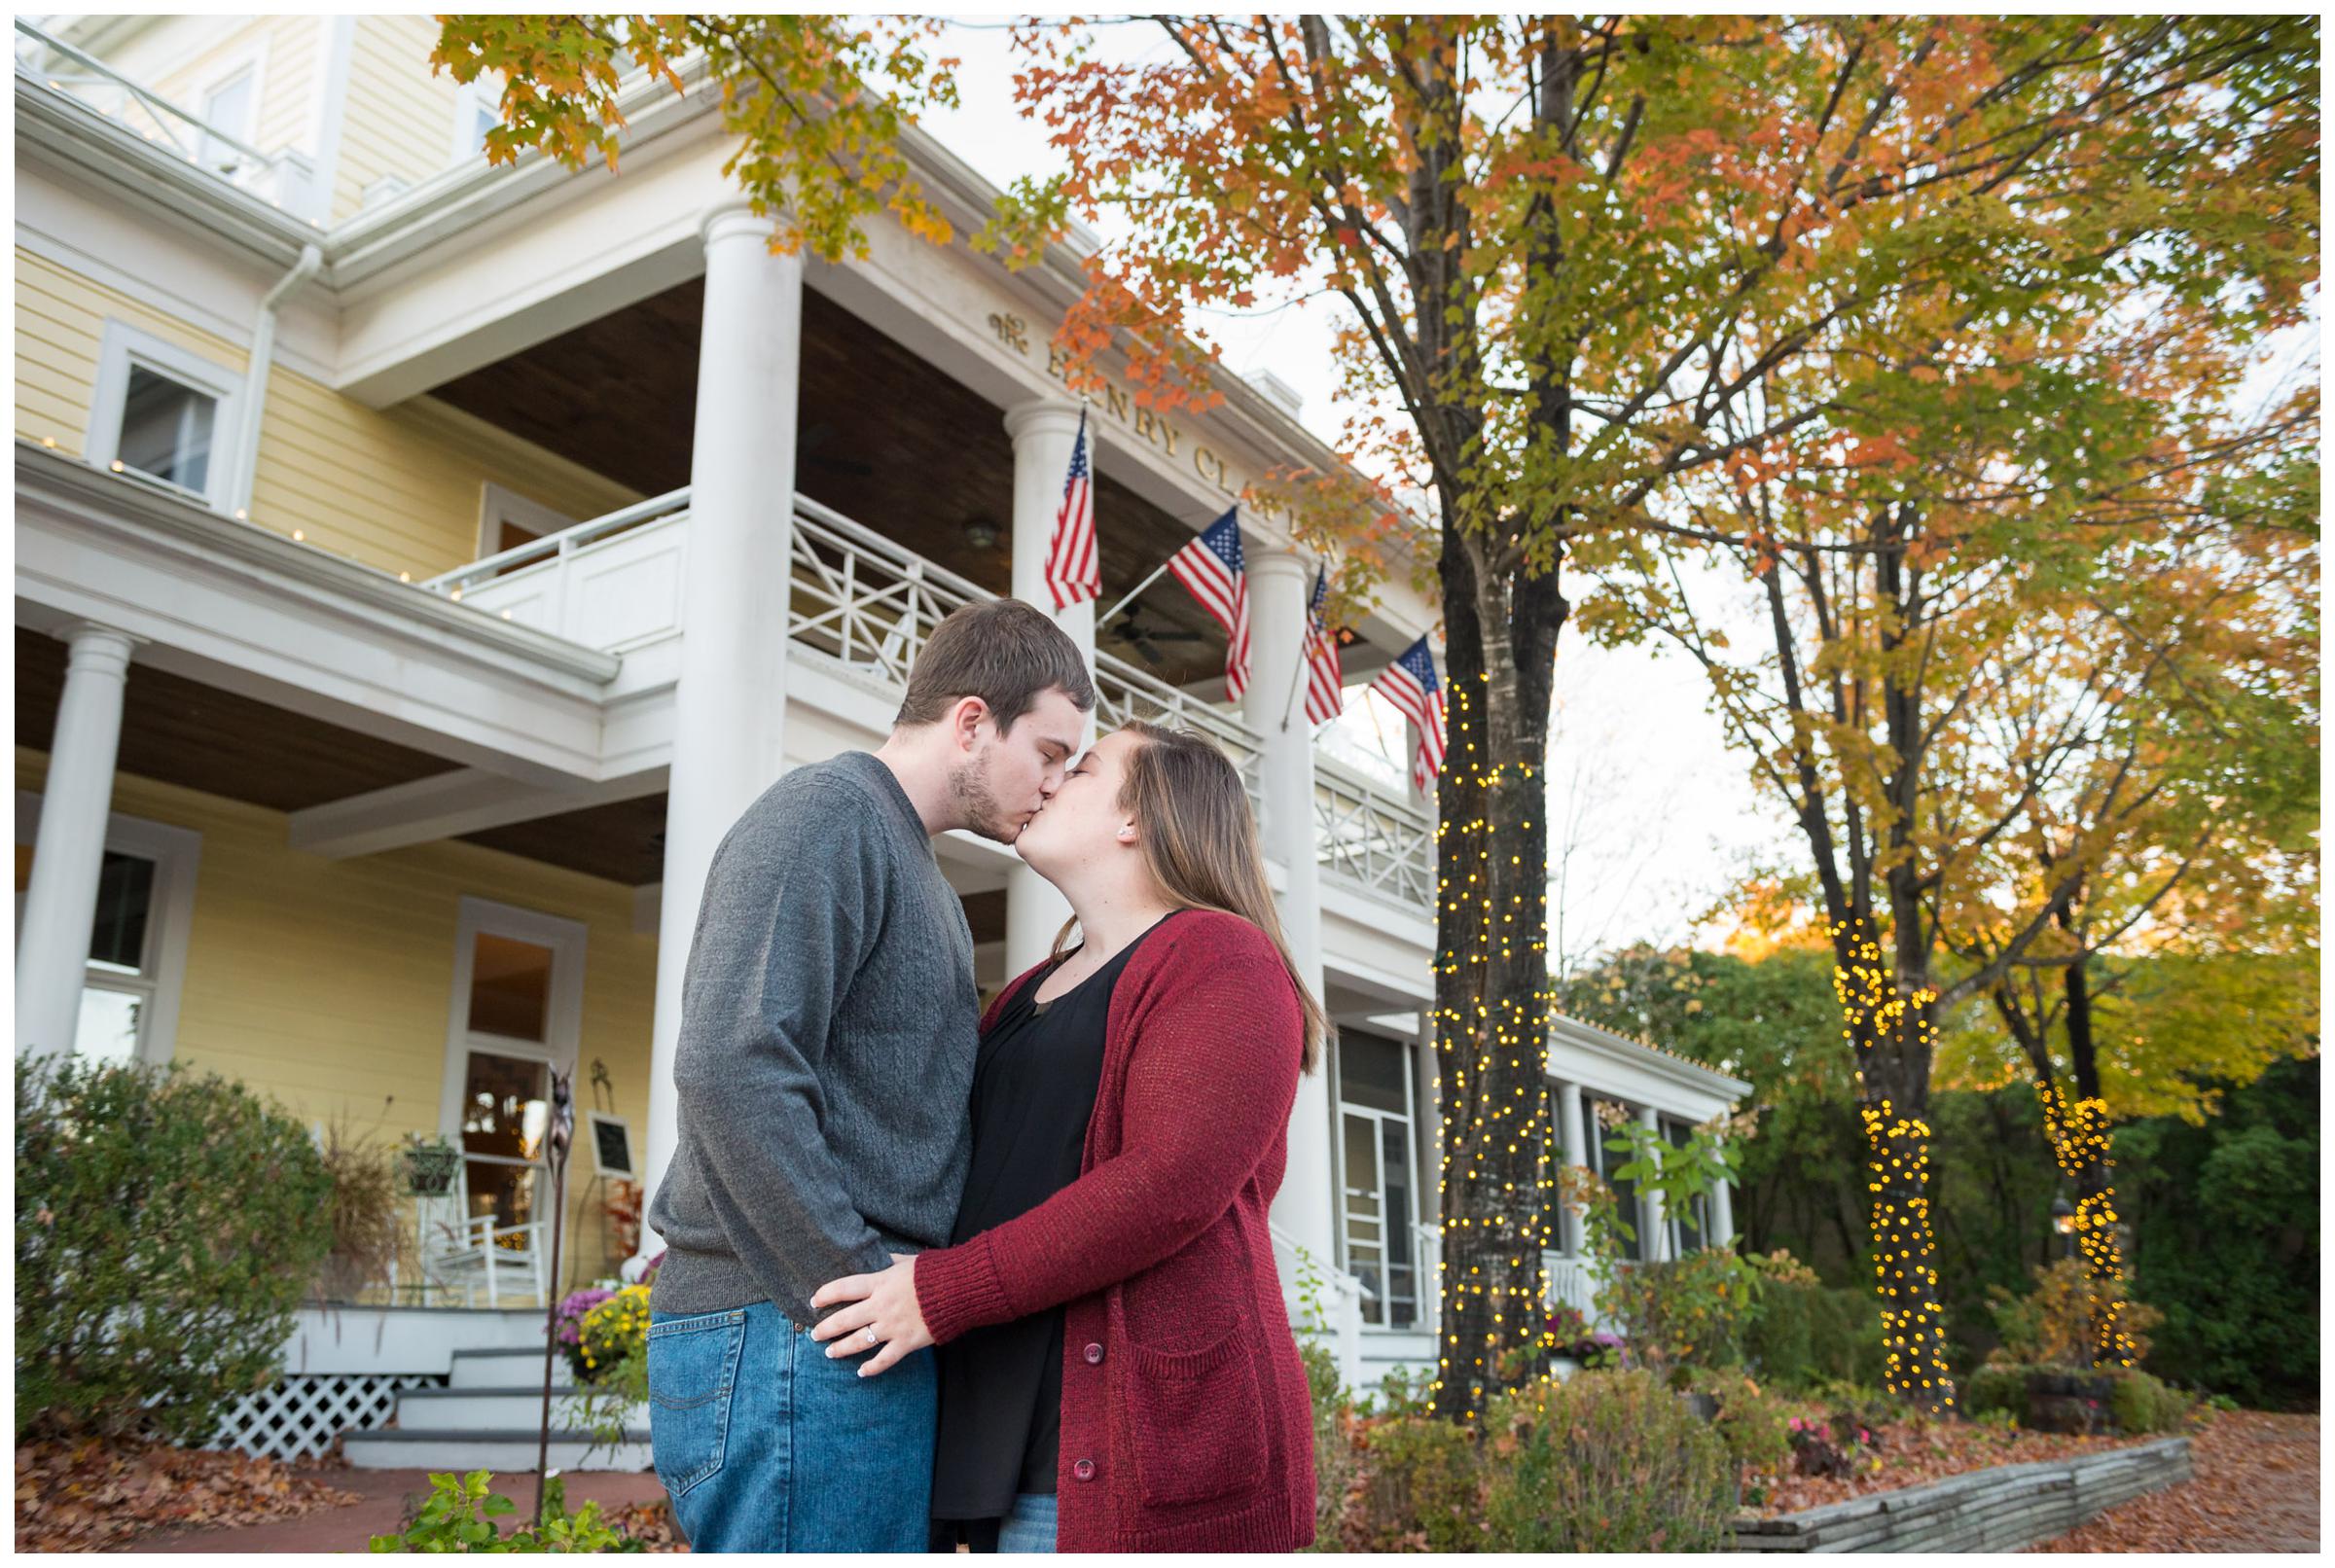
[401,1133,461,1196]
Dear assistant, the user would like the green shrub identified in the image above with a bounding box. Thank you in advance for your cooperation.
[368,1471,643,1552]
[1686,1368,1793,1474]
[1480,1370,1735,1551]
[1959,1364,2030,1425]
[1744,1277,1818,1385]
[1599,1246,1757,1372]
[1352,1411,1482,1552]
[1803,1286,1887,1386]
[2107,1368,2193,1435]
[17,1056,335,1444]
[1297,1337,1364,1551]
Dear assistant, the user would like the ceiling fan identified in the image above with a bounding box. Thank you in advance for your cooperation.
[1110,602,1205,668]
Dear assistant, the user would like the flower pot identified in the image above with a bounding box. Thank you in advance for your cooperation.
[403,1146,460,1196]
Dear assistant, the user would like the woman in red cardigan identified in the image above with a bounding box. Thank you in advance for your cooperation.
[808,720,1325,1552]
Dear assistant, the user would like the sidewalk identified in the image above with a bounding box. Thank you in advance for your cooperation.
[129,1468,672,1553]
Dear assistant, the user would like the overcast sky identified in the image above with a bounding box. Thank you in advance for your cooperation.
[916,20,1836,962]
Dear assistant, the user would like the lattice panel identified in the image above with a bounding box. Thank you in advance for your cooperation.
[208,1372,449,1462]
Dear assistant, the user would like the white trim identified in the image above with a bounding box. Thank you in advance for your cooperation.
[84,318,246,513]
[305,15,356,219]
[449,73,502,166]
[14,790,202,1066]
[195,44,267,169]
[437,895,589,1144]
[476,481,577,560]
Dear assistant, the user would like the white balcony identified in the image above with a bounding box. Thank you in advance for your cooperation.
[1315,755,1435,909]
[425,489,1438,914]
[15,20,319,220]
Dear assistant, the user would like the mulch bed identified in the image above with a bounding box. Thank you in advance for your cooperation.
[611,1495,692,1551]
[15,1438,364,1553]
[1752,1413,2175,1517]
[2026,1408,2319,1552]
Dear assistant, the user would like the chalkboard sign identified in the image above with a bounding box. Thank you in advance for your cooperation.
[587,1111,634,1179]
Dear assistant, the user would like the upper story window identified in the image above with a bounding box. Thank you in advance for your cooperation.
[452,77,503,162]
[197,65,257,174]
[86,320,243,511]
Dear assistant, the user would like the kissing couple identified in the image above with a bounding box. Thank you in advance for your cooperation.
[642,598,1323,1551]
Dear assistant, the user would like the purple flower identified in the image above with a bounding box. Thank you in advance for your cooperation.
[554,1287,615,1347]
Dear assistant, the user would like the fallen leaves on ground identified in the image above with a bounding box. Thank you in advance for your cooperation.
[611,1495,692,1552]
[1754,1414,2171,1517]
[15,1438,363,1553]
[2027,1408,2318,1552]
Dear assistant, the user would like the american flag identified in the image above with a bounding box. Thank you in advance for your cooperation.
[1167,507,1251,699]
[1303,566,1344,725]
[1042,410,1098,611]
[1369,635,1447,793]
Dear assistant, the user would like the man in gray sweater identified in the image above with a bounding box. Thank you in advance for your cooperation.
[644,598,1095,1552]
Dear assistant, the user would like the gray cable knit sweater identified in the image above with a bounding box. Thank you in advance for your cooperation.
[647,751,979,1326]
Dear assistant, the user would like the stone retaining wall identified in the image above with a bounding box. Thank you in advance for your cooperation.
[1732,1435,2192,1552]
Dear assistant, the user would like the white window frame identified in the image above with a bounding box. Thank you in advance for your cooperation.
[1337,1032,1422,1334]
[196,53,264,173]
[85,319,245,513]
[15,791,202,1067]
[449,74,503,163]
[438,896,589,1147]
[477,481,577,560]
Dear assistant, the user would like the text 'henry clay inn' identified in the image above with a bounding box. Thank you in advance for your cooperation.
[13,15,1745,1467]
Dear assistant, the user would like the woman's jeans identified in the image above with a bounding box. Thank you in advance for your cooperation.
[647,1301,937,1552]
[998,1492,1059,1553]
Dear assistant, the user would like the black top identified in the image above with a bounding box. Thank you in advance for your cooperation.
[930,913,1181,1530]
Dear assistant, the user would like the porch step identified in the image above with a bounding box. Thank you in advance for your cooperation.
[394,1386,632,1430]
[449,1346,575,1390]
[341,1426,650,1473]
[1356,1330,1439,1385]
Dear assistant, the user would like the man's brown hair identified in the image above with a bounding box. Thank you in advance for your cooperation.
[894,598,1096,731]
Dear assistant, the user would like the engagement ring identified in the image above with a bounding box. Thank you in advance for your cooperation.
[863,1327,879,1346]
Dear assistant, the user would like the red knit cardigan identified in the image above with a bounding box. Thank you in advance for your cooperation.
[914,909,1317,1552]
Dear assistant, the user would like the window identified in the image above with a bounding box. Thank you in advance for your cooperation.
[1338,1031,1419,1330]
[118,367,219,493]
[15,795,202,1065]
[440,900,587,1240]
[477,482,577,563]
[451,77,504,162]
[1582,1095,1646,1262]
[86,321,243,511]
[198,66,256,173]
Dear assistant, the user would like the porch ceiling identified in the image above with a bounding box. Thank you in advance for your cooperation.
[15,625,453,812]
[427,282,1237,688]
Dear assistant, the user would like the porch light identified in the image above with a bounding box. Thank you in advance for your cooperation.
[109,459,125,472]
[962,517,1001,550]
[234,508,247,519]
[2051,1196,2076,1235]
[42,437,55,447]
[399,571,411,583]
[293,529,305,542]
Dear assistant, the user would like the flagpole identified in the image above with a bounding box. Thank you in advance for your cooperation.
[1277,632,1309,732]
[1096,560,1173,630]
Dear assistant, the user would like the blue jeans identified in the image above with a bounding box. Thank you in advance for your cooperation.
[647,1301,936,1552]
[998,1492,1059,1553]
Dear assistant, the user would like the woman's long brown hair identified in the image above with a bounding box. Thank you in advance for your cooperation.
[1053,720,1328,1073]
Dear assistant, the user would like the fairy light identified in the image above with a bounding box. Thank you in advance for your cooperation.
[1832,916,1957,1412]
[2036,1080,2137,1368]
[1423,667,1567,1421]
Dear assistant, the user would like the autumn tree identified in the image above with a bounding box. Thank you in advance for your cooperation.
[991,14,2318,1418]
[1933,496,2318,1366]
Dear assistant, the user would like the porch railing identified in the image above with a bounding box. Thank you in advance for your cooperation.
[424,487,1270,803]
[1314,754,1435,909]
[16,19,317,217]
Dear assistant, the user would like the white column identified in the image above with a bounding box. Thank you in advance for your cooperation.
[1558,1080,1589,1257]
[642,205,803,1234]
[1637,1105,1667,1263]
[1709,1156,1736,1249]
[1001,399,1096,978]
[1244,549,1338,1277]
[17,624,139,1059]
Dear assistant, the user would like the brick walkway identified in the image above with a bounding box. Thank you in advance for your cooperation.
[128,1468,669,1553]
[2029,1410,2319,1552]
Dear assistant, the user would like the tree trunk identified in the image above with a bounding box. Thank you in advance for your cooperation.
[2056,948,2135,1367]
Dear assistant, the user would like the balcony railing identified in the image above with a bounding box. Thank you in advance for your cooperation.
[423,487,1273,808]
[1314,755,1435,909]
[16,19,318,218]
